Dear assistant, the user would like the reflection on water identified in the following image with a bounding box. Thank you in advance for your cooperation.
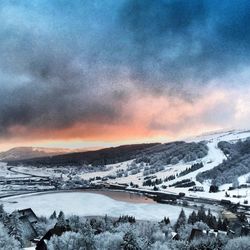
[80,190,156,204]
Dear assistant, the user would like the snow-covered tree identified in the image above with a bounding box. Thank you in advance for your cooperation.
[57,211,66,226]
[224,236,250,250]
[197,206,206,222]
[193,221,209,231]
[0,222,20,250]
[178,224,193,241]
[0,204,9,226]
[9,211,25,247]
[48,231,84,250]
[121,231,140,250]
[170,157,179,165]
[78,221,95,249]
[94,232,123,250]
[150,241,170,250]
[35,216,57,236]
[50,211,57,220]
[188,211,197,225]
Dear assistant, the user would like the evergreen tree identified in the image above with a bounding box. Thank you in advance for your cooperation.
[210,215,218,230]
[206,209,218,229]
[188,211,197,225]
[217,218,223,231]
[48,231,91,250]
[9,211,25,247]
[0,204,9,226]
[0,204,5,214]
[94,232,123,250]
[197,206,206,222]
[209,185,219,193]
[0,222,20,250]
[50,211,57,220]
[222,219,229,231]
[162,217,170,225]
[57,211,66,227]
[174,209,186,231]
[79,221,95,250]
[122,231,140,250]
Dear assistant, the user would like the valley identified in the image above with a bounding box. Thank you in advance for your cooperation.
[1,129,250,218]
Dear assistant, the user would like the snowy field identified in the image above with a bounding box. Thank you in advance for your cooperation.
[0,162,27,178]
[1,192,193,221]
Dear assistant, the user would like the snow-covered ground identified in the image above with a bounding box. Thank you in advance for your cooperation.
[186,129,250,143]
[80,160,133,181]
[1,192,193,221]
[0,162,27,178]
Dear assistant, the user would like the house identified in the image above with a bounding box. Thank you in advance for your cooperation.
[36,225,71,250]
[188,228,226,242]
[221,210,238,223]
[171,232,180,240]
[19,215,38,241]
[207,229,227,238]
[10,208,38,247]
[192,186,204,192]
[188,228,203,241]
[18,208,38,224]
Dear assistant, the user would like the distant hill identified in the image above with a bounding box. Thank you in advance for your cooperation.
[5,143,160,167]
[0,147,83,161]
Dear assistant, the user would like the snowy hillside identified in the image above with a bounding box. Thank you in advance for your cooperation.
[79,129,250,205]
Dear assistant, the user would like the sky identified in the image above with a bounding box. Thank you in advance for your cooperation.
[1,0,250,151]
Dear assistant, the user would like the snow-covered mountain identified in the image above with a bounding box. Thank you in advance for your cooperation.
[0,147,80,161]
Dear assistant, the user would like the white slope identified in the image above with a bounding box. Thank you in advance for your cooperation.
[164,129,250,204]
[187,129,250,143]
[164,140,226,190]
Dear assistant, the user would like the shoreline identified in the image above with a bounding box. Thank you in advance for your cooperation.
[0,188,156,205]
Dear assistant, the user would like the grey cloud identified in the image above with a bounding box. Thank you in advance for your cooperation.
[0,0,250,137]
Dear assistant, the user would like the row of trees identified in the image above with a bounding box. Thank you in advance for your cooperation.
[1,204,250,250]
[142,163,204,187]
[45,208,250,250]
[136,142,208,166]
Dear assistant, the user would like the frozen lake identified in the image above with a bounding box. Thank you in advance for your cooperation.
[1,191,193,221]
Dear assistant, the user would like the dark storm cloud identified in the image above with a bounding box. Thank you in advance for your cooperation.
[120,0,250,87]
[0,0,130,136]
[0,0,250,136]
